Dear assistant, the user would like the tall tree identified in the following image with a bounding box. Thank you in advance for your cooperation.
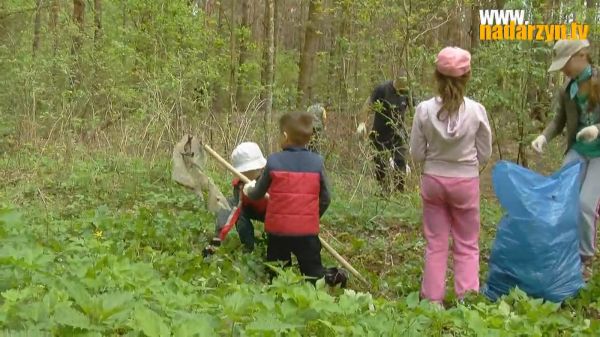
[296,0,322,108]
[470,2,480,49]
[94,0,102,42]
[72,0,85,55]
[336,1,350,113]
[50,0,59,51]
[228,0,237,113]
[32,0,44,56]
[235,0,251,110]
[586,0,597,62]
[262,0,275,152]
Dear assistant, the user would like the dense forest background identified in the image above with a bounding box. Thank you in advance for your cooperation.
[2,0,600,168]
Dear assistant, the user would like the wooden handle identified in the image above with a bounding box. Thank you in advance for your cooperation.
[319,237,370,286]
[203,144,270,199]
[202,144,370,287]
[203,145,250,184]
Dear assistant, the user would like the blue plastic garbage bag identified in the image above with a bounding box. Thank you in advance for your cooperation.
[482,160,585,302]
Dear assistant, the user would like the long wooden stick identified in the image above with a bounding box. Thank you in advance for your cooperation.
[203,144,370,286]
[318,235,370,286]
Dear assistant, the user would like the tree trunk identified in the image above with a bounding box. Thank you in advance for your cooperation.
[263,0,275,153]
[470,2,479,49]
[217,0,224,29]
[50,0,59,51]
[32,0,44,57]
[586,0,597,62]
[236,0,251,110]
[259,0,269,103]
[273,0,280,73]
[94,0,102,42]
[228,0,237,113]
[72,0,85,55]
[337,2,349,113]
[296,0,322,108]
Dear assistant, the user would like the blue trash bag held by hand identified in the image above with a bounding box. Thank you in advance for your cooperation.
[482,160,584,303]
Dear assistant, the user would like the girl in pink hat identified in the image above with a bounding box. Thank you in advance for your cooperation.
[409,47,493,304]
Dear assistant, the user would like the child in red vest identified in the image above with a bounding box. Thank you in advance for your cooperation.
[243,112,347,287]
[204,142,269,256]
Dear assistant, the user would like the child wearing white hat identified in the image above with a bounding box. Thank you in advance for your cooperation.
[204,142,268,255]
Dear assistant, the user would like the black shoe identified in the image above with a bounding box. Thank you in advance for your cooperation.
[324,267,348,288]
[202,238,221,257]
[202,245,217,257]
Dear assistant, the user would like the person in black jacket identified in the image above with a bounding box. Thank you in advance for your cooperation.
[356,70,412,193]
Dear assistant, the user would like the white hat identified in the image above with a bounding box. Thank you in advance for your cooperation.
[231,142,267,173]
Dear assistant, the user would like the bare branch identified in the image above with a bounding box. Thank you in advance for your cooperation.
[410,12,454,43]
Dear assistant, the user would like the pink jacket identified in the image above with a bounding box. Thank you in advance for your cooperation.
[409,97,492,178]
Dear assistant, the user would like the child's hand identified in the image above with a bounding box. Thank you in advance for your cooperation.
[243,180,256,196]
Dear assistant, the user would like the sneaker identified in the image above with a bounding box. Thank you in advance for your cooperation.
[202,237,221,257]
[324,267,348,288]
[581,256,593,282]
[202,245,217,257]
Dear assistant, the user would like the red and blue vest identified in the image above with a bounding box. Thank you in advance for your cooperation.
[256,147,330,236]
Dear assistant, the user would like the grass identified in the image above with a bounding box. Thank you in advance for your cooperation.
[1,138,599,336]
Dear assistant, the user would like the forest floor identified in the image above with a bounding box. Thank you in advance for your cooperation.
[0,135,599,336]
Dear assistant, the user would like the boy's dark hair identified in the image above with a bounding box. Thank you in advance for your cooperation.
[279,112,314,146]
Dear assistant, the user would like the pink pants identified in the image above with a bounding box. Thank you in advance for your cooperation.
[420,174,481,302]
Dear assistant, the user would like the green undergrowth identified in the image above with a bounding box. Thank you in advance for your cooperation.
[1,145,599,336]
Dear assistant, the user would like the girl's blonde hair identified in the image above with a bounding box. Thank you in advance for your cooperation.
[434,70,471,120]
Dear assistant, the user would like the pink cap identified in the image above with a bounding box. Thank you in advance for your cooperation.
[436,47,471,77]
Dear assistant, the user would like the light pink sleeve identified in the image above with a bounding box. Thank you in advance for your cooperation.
[475,103,493,165]
[409,103,427,163]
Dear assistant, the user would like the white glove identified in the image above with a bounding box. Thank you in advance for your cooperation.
[356,122,367,136]
[389,157,395,169]
[406,165,411,174]
[242,180,256,196]
[531,135,547,154]
[576,125,599,142]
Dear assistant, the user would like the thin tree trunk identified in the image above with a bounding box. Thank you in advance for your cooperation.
[228,0,237,113]
[71,0,85,89]
[217,0,224,29]
[32,0,44,57]
[337,2,349,113]
[236,0,251,110]
[259,0,269,103]
[586,0,597,62]
[94,0,102,42]
[470,2,479,49]
[72,0,84,55]
[263,0,275,153]
[273,0,280,73]
[296,0,321,108]
[50,0,59,52]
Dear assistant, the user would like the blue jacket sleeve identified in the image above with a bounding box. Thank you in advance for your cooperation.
[319,163,331,217]
[247,165,271,200]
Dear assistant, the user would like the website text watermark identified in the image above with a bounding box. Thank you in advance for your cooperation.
[479,10,589,41]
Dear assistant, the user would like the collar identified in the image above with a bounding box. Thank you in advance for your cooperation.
[283,146,308,152]
[568,65,593,99]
